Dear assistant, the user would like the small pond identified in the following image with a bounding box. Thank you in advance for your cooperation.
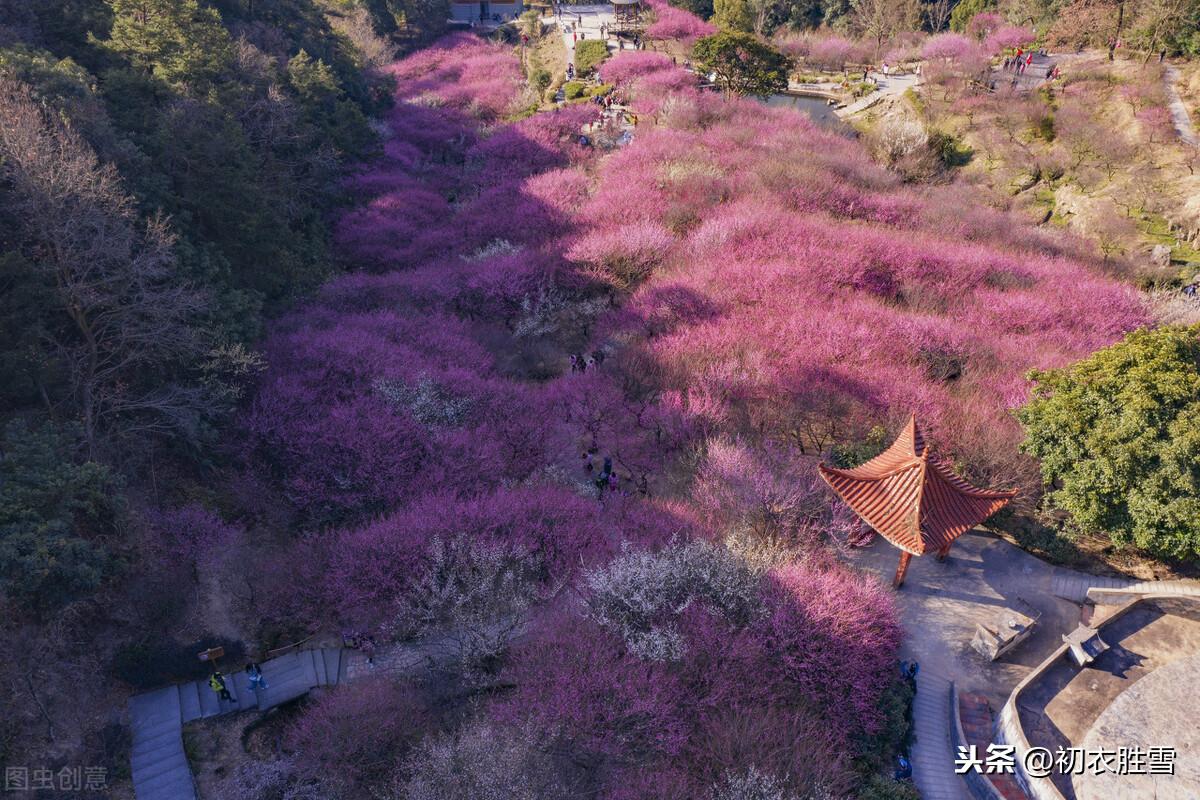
[765,93,855,137]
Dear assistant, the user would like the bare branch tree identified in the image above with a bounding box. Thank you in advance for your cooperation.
[0,79,213,456]
[851,0,921,50]
[925,0,954,32]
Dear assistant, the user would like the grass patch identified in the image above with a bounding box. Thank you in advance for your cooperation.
[1136,210,1200,266]
[574,39,609,77]
[903,87,924,115]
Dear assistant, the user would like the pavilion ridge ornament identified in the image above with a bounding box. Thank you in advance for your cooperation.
[818,415,1016,588]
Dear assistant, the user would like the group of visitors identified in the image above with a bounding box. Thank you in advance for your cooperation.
[583,450,623,498]
[569,349,607,372]
[1002,50,1035,74]
[207,662,268,703]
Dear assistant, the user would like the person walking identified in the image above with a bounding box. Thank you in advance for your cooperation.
[246,663,268,692]
[209,671,233,703]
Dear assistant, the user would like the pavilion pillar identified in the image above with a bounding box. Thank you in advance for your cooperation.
[935,544,951,562]
[892,551,912,589]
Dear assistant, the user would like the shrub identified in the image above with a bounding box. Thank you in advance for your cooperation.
[574,40,610,76]
[0,419,118,612]
[494,611,690,765]
[709,768,797,800]
[857,775,921,800]
[398,720,572,800]
[563,79,588,100]
[286,678,431,799]
[1018,325,1200,560]
[213,759,323,800]
[111,635,246,689]
[584,539,762,660]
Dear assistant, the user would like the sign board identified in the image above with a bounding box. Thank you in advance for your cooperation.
[198,646,225,662]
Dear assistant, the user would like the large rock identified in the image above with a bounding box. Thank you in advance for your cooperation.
[1150,244,1173,268]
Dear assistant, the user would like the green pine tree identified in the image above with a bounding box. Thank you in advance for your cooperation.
[100,0,233,90]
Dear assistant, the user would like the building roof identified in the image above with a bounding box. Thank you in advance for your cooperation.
[818,415,1016,556]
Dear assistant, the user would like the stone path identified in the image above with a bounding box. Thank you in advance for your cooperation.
[1165,65,1199,147]
[836,71,920,117]
[1050,568,1200,604]
[127,619,525,799]
[845,530,1079,800]
[910,668,967,800]
[129,648,344,800]
[990,52,1056,94]
[555,3,616,70]
[129,687,195,800]
[845,530,1200,800]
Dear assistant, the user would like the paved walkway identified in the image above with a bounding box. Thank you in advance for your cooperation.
[836,71,919,117]
[1165,65,1199,146]
[129,648,344,800]
[1051,567,1200,604]
[844,529,1200,799]
[910,668,963,800]
[127,619,525,799]
[990,52,1056,93]
[845,530,1079,800]
[555,3,616,70]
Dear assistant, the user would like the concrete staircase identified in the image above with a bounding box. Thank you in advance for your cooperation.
[1050,569,1200,604]
[129,687,196,800]
[910,669,970,800]
[129,648,345,800]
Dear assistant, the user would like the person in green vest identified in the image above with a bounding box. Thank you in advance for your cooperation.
[209,671,232,702]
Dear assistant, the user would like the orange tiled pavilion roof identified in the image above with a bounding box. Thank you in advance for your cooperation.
[818,415,1017,556]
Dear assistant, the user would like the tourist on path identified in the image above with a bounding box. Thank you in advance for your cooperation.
[246,663,268,691]
[209,671,233,703]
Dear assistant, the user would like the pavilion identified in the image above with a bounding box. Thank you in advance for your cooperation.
[818,415,1017,588]
[610,0,644,34]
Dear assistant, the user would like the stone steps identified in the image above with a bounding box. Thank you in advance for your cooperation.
[128,647,349,799]
[129,687,195,800]
[1051,569,1200,604]
[910,670,969,800]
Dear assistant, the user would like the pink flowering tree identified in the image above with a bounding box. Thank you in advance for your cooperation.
[645,1,716,46]
[965,11,1004,41]
[807,36,855,72]
[985,25,1036,55]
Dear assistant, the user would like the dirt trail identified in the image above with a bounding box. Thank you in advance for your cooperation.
[1166,65,1199,147]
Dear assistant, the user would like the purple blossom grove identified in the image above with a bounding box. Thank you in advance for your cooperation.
[644,0,716,45]
[237,32,1147,798]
